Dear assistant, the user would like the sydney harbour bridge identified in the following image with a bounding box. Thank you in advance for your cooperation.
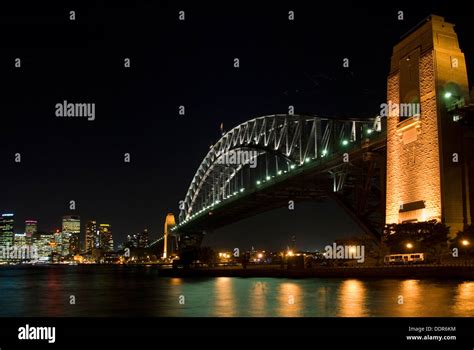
[152,15,474,260]
[173,114,386,241]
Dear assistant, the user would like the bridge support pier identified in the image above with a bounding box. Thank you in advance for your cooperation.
[386,15,472,233]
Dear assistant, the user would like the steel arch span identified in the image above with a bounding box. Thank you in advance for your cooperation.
[174,114,385,245]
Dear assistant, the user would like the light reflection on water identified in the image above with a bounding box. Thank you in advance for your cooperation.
[453,282,474,317]
[394,279,422,317]
[213,277,236,317]
[277,282,302,317]
[337,279,368,317]
[249,281,268,316]
[1,266,474,317]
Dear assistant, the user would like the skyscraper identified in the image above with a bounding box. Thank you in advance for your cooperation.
[55,230,69,257]
[138,229,149,248]
[85,220,97,254]
[25,220,38,237]
[127,233,139,248]
[33,232,54,262]
[52,229,63,257]
[14,233,28,246]
[12,233,36,261]
[99,224,113,252]
[0,213,14,248]
[62,215,80,256]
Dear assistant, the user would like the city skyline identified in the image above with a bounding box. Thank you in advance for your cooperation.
[0,209,326,252]
[1,212,117,257]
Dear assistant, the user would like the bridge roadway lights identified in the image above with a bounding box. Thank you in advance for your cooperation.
[178,134,387,233]
[173,129,385,232]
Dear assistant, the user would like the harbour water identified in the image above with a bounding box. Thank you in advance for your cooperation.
[1,265,473,317]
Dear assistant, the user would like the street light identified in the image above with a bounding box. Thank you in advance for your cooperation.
[462,239,470,246]
[443,91,462,111]
[406,243,413,249]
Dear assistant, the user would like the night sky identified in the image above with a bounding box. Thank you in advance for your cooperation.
[1,1,473,251]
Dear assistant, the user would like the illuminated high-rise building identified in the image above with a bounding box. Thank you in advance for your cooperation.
[127,233,139,248]
[138,229,149,248]
[0,213,15,249]
[33,232,54,262]
[55,230,68,256]
[85,220,97,254]
[14,233,28,246]
[52,229,62,256]
[25,220,38,237]
[12,233,37,261]
[99,224,113,252]
[62,215,81,256]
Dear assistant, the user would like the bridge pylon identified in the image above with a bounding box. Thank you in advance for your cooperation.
[386,15,472,234]
[163,213,176,259]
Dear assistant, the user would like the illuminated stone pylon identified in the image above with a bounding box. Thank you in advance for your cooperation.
[386,15,471,233]
[163,213,176,259]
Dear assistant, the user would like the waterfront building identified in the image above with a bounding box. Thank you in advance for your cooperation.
[0,213,14,250]
[99,224,113,252]
[62,215,80,255]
